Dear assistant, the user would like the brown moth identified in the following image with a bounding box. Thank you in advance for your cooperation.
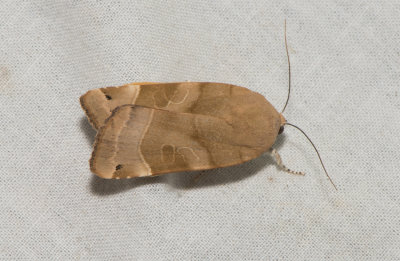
[81,82,286,179]
[80,21,337,189]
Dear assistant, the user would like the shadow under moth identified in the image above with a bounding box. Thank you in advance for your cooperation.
[80,22,337,189]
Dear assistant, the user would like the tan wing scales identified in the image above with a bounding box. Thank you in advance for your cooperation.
[91,105,281,179]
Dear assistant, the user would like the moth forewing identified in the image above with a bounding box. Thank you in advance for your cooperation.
[90,105,283,179]
[80,82,282,132]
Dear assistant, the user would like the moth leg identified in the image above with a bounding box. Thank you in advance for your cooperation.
[268,148,305,176]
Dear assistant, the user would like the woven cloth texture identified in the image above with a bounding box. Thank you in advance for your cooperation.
[1,1,399,260]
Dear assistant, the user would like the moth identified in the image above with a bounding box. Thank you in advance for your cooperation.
[81,82,286,177]
[80,22,336,189]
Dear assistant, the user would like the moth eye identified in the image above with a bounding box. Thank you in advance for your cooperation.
[278,126,284,135]
[115,164,123,170]
[105,94,112,100]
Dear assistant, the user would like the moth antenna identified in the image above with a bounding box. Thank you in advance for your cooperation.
[285,122,338,190]
[281,19,291,114]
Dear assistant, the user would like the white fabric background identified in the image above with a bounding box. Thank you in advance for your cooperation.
[1,1,399,260]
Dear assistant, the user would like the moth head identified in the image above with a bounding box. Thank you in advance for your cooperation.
[278,113,286,135]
